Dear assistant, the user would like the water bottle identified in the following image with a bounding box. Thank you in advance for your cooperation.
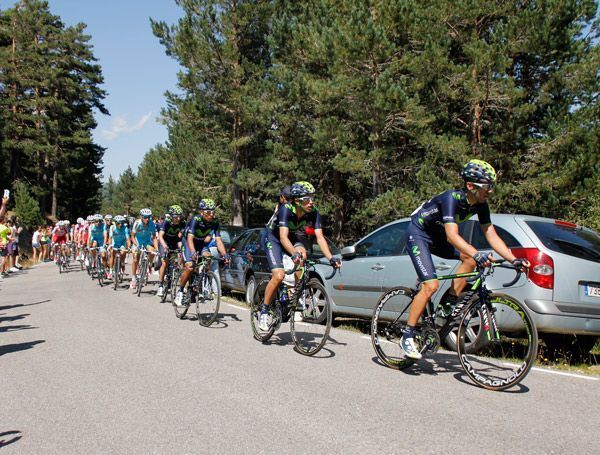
[279,283,289,304]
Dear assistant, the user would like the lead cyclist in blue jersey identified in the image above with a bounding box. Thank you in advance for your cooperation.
[402,159,529,359]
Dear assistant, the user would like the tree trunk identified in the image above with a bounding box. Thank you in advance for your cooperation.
[231,115,243,226]
[51,167,58,219]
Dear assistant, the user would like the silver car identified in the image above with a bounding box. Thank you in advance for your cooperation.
[312,214,600,356]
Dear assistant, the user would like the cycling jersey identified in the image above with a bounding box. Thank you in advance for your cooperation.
[88,224,105,246]
[52,225,68,237]
[110,225,130,248]
[159,219,185,248]
[266,203,321,246]
[132,219,157,247]
[407,189,492,282]
[182,216,219,262]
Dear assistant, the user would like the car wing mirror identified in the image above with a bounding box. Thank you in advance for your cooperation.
[341,245,356,259]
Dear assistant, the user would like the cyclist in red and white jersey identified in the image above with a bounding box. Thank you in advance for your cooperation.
[51,221,69,261]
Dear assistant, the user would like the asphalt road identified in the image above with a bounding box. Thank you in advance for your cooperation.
[1,262,599,454]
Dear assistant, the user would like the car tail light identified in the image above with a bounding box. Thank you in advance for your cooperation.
[555,220,578,228]
[511,247,554,289]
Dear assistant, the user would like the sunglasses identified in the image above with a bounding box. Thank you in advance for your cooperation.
[142,215,152,219]
[298,196,315,203]
[202,210,215,215]
[472,182,495,191]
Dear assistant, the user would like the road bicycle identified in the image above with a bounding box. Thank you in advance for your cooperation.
[172,255,220,327]
[371,260,538,391]
[250,259,337,356]
[112,246,129,291]
[159,249,180,303]
[134,247,152,297]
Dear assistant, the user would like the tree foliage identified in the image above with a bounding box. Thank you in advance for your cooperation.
[0,0,107,220]
[103,0,599,240]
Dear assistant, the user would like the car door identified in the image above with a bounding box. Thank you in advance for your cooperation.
[329,222,407,311]
[224,230,252,290]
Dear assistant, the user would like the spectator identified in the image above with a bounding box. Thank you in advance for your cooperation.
[7,216,24,271]
[0,217,10,277]
[32,225,42,264]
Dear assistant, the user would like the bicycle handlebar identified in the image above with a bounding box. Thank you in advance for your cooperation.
[285,259,339,280]
[469,259,527,288]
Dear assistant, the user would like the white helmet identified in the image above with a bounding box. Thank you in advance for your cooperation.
[140,208,152,217]
[77,217,84,224]
[57,220,65,226]
[64,220,71,226]
[93,214,103,221]
[114,215,126,223]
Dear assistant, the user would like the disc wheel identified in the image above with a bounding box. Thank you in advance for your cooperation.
[371,286,417,370]
[250,280,276,342]
[196,271,221,327]
[457,294,538,391]
[290,279,332,356]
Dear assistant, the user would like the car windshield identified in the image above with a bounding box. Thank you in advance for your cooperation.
[526,221,600,263]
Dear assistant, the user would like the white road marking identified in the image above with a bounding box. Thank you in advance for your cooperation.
[227,303,249,312]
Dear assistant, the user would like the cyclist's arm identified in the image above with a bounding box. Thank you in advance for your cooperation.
[444,223,478,257]
[314,229,334,261]
[215,235,227,257]
[279,226,300,256]
[158,230,168,250]
[481,223,517,262]
[186,233,196,255]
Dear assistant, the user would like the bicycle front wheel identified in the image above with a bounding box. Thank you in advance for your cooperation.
[113,256,121,291]
[290,279,332,356]
[196,271,221,327]
[457,294,538,391]
[371,287,417,370]
[137,257,147,297]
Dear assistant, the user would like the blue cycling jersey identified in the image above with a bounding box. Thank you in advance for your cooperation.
[110,225,130,244]
[132,219,157,244]
[89,224,105,240]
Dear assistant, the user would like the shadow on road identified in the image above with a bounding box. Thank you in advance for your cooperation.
[0,313,30,323]
[0,300,51,311]
[0,339,45,356]
[0,431,22,448]
[0,324,38,333]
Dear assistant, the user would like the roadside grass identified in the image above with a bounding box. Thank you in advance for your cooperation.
[223,292,600,376]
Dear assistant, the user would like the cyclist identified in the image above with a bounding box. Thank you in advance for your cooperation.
[174,199,229,306]
[51,220,69,261]
[156,205,185,297]
[259,181,341,330]
[109,215,131,279]
[402,159,529,359]
[130,208,158,290]
[87,214,108,271]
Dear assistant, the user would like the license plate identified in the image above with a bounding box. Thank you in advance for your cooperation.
[585,285,600,298]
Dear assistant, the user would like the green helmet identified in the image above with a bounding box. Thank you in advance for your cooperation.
[198,199,216,210]
[461,159,497,184]
[290,181,315,198]
[168,204,184,216]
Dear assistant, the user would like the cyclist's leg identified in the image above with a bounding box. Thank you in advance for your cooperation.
[158,244,168,283]
[263,232,285,307]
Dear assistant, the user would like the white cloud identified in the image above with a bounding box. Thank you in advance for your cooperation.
[101,112,153,140]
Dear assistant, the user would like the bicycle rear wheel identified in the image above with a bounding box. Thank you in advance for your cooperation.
[196,271,221,327]
[290,279,332,356]
[250,280,276,342]
[457,294,538,391]
[170,267,181,304]
[371,287,417,370]
[97,262,104,287]
[160,264,172,303]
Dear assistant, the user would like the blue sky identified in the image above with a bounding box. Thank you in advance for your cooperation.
[38,0,184,181]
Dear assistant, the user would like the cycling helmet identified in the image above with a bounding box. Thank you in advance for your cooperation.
[57,220,65,226]
[64,220,71,226]
[104,214,113,221]
[86,215,93,222]
[290,181,315,198]
[114,215,125,223]
[461,159,497,184]
[140,208,152,217]
[93,214,103,221]
[198,199,216,211]
[77,217,84,224]
[279,186,292,199]
[169,204,184,216]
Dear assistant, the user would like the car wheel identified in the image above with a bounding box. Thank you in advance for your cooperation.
[543,334,598,363]
[245,274,256,305]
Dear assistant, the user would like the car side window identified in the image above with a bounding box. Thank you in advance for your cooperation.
[229,231,251,253]
[471,223,522,249]
[244,230,262,255]
[356,222,408,257]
